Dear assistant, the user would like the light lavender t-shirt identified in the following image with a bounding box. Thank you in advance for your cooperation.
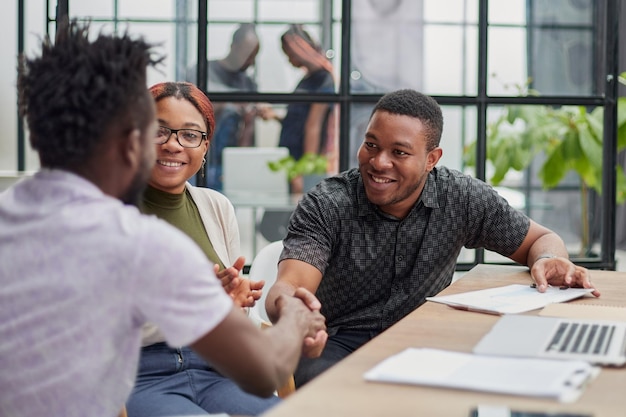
[0,170,233,417]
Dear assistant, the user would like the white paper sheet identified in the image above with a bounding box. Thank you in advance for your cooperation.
[364,348,597,403]
[426,284,594,315]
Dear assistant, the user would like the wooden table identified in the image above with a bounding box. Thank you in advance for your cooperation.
[262,264,626,417]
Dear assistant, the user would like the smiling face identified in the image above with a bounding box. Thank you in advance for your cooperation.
[148,96,209,194]
[357,110,443,219]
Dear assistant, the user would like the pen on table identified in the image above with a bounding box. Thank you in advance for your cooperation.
[530,283,570,290]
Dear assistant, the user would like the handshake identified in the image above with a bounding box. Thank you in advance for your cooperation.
[216,256,327,358]
[274,287,328,358]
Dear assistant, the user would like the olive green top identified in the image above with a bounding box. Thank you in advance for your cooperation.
[140,185,224,270]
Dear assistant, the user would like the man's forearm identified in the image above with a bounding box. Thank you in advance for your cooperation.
[265,280,297,323]
[527,232,569,267]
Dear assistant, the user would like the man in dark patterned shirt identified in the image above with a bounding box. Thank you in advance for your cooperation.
[265,89,599,387]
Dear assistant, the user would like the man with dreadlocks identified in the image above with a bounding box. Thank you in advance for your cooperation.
[0,19,325,417]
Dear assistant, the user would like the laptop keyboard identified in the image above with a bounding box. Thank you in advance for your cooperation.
[546,321,616,355]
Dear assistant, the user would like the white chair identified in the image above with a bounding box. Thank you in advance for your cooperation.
[247,240,296,397]
[248,240,284,323]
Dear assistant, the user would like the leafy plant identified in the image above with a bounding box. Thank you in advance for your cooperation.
[464,73,626,256]
[267,152,328,181]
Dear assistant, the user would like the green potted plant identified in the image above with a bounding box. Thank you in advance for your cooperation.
[464,74,626,257]
[267,152,329,192]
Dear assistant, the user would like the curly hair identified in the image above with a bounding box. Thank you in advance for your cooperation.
[18,19,163,168]
[371,89,444,151]
[148,82,216,141]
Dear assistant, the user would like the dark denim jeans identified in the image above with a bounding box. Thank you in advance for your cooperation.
[126,343,280,417]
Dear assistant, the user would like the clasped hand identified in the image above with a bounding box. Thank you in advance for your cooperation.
[276,287,328,359]
[530,256,601,297]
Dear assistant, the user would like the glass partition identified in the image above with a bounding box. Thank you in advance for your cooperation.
[8,0,619,267]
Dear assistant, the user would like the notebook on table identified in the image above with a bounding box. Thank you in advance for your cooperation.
[473,314,626,367]
[364,347,595,403]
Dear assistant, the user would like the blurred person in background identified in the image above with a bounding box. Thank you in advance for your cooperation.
[258,24,336,193]
[188,23,260,191]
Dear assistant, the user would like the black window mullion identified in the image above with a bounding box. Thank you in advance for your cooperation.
[474,0,489,267]
[601,0,619,270]
[339,0,352,172]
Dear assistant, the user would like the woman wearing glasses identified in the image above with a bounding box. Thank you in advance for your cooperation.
[126,81,279,417]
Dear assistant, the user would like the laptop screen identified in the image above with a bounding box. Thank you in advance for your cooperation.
[222,147,289,198]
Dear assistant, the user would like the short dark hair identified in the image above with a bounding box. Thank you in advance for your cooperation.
[371,89,444,151]
[17,19,163,169]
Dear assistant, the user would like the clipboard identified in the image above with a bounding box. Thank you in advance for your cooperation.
[540,303,626,321]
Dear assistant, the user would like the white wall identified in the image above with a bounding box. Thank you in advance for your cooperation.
[1,0,19,172]
[1,0,46,173]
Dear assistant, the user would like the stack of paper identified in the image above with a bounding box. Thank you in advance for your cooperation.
[364,348,597,403]
[426,284,594,315]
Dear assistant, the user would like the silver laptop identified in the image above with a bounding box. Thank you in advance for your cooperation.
[222,147,289,200]
[473,314,626,366]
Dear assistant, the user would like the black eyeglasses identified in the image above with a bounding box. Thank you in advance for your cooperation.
[154,126,207,148]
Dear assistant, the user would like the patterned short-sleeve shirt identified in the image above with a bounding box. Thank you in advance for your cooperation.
[281,167,530,334]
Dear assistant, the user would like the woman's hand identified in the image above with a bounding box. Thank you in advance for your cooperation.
[214,256,265,308]
[214,256,246,293]
[231,278,265,308]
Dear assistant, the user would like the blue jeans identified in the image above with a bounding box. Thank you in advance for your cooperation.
[126,343,281,417]
[294,329,379,387]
